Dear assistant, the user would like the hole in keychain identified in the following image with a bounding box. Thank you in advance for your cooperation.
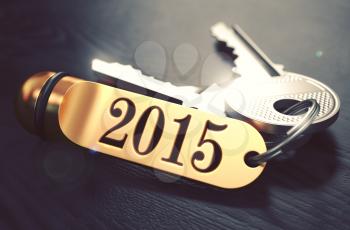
[244,151,260,167]
[245,99,320,167]
[273,98,314,116]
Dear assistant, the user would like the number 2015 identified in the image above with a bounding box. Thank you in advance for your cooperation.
[99,98,227,173]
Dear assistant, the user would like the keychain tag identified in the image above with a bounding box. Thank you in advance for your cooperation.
[59,81,266,188]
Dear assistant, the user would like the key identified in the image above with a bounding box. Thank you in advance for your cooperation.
[92,59,201,107]
[91,56,336,135]
[92,21,340,135]
[210,22,340,134]
[92,59,228,117]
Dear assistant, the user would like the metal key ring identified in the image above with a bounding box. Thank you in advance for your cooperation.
[246,99,320,166]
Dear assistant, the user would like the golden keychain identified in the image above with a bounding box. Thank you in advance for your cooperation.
[16,72,319,189]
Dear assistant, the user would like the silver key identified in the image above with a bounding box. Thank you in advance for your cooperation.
[210,22,340,134]
[92,59,234,117]
[92,59,201,107]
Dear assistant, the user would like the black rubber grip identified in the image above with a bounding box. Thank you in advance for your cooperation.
[34,72,68,137]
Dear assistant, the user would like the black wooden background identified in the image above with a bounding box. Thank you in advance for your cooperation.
[1,0,349,229]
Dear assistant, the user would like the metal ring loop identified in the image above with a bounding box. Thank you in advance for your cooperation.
[246,99,320,166]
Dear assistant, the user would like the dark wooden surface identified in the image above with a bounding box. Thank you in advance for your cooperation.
[1,0,350,229]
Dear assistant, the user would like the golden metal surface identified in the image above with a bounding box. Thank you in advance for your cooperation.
[16,71,83,137]
[59,81,266,189]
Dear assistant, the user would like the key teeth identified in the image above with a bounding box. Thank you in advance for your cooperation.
[211,22,244,63]
[231,67,241,77]
[274,64,285,73]
[211,22,284,77]
[211,22,241,71]
[92,59,202,103]
[112,62,159,82]
[122,64,142,75]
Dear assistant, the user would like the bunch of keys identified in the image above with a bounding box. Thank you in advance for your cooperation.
[16,22,339,189]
